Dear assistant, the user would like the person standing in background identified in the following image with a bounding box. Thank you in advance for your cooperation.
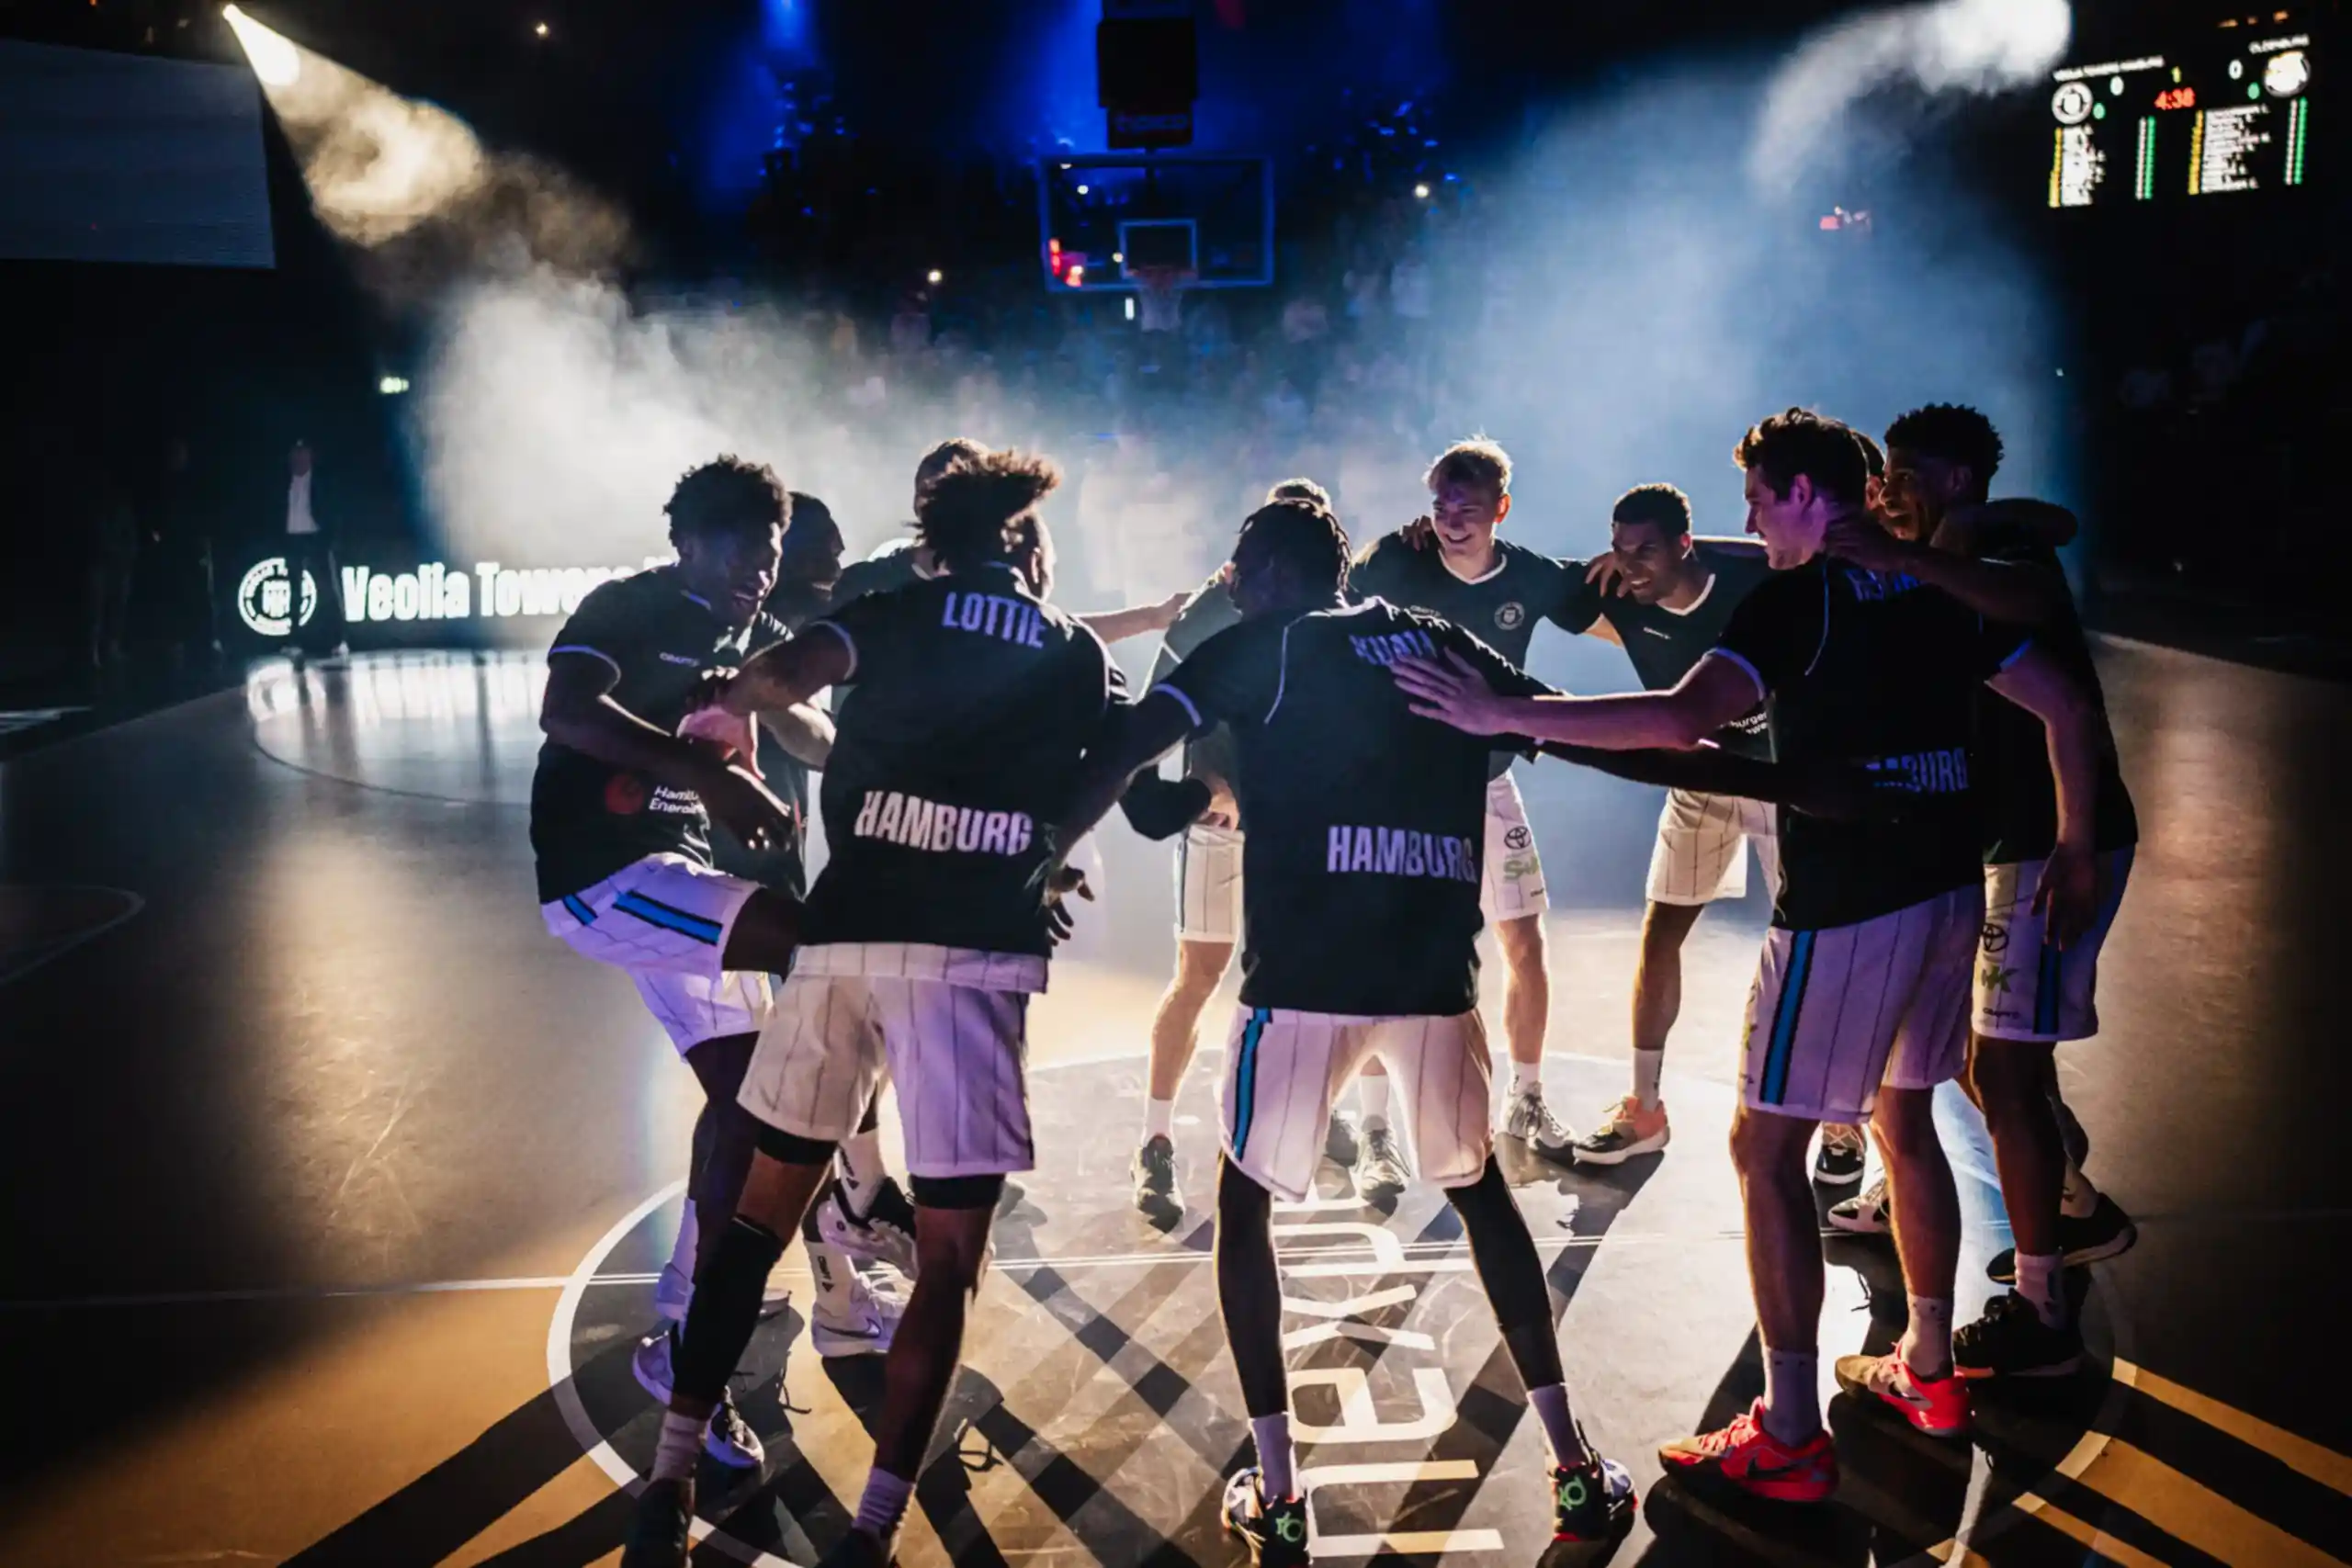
[282,440,347,657]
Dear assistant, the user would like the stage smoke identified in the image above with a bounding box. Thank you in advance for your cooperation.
[1749,0,2070,192]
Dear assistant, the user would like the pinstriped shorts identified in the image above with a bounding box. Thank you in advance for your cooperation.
[1974,849,2133,1043]
[739,943,1047,1179]
[1219,1007,1494,1203]
[542,852,772,1055]
[1645,789,1779,908]
[1739,882,1984,1123]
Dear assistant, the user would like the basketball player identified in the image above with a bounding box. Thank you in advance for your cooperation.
[535,457,862,1472]
[1058,498,1636,1562]
[1394,409,2103,1491]
[1132,478,1404,1216]
[1823,405,2138,1378]
[1349,440,1584,1159]
[620,451,1125,1568]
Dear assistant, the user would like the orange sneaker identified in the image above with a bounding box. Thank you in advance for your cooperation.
[1834,1350,1971,1438]
[1658,1398,1838,1503]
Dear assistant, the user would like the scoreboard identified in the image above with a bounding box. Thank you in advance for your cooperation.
[2048,30,2312,208]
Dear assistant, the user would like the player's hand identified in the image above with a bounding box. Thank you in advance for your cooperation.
[1400,514,1435,552]
[1043,863,1094,946]
[1148,587,1191,632]
[697,761,796,852]
[1583,553,1630,597]
[1823,514,1910,573]
[2032,840,2098,949]
[679,702,763,778]
[1199,772,1238,829]
[1391,649,1513,736]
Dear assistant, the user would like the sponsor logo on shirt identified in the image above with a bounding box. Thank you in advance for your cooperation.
[1326,825,1481,883]
[658,651,700,665]
[604,773,647,815]
[1348,628,1440,668]
[942,590,1047,649]
[853,790,1035,854]
[647,784,705,816]
[1496,602,1526,630]
[1863,747,1971,795]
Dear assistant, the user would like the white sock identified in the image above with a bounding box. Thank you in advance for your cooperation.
[808,1238,865,1324]
[1511,1061,1544,1097]
[650,1407,705,1483]
[1632,1049,1665,1110]
[2014,1251,2066,1328]
[667,1198,699,1276]
[1359,1075,1392,1134]
[2060,1162,2100,1219]
[1526,1384,1590,1468]
[853,1468,914,1538]
[1761,1347,1821,1447]
[1143,1097,1176,1144]
[1251,1413,1296,1500]
[838,1128,886,1217]
[1900,1296,1953,1379]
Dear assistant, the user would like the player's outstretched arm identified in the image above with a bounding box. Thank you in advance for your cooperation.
[1392,648,1757,751]
[1534,742,1883,821]
[540,652,795,851]
[760,702,836,769]
[1056,691,1198,851]
[1985,646,2103,946]
[719,624,856,716]
[1080,588,1193,645]
[1944,498,2078,550]
[1824,514,2071,628]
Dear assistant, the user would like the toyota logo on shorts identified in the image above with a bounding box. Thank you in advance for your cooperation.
[1504,825,1532,851]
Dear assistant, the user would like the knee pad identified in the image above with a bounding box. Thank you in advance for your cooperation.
[755,1123,839,1167]
[910,1172,1004,1211]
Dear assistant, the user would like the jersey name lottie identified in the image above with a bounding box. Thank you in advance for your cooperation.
[853,790,1035,854]
[1325,825,1481,882]
[1348,627,1440,668]
[941,590,1047,648]
[1864,747,1971,795]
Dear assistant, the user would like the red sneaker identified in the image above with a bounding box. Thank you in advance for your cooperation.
[1834,1350,1971,1438]
[1657,1398,1838,1503]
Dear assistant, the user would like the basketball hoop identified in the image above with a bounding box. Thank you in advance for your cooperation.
[1135,264,1193,333]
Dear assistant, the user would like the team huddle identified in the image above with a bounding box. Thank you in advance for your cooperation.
[526,407,2140,1567]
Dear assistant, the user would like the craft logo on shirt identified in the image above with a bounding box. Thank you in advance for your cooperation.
[854,790,1035,855]
[1326,825,1481,883]
[1495,602,1526,630]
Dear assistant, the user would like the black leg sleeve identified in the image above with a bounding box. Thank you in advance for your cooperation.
[673,1216,786,1403]
[1216,1156,1290,1418]
[1443,1157,1565,1390]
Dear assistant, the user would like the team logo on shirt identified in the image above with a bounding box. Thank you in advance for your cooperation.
[604,773,648,815]
[1495,602,1525,630]
[854,790,1035,855]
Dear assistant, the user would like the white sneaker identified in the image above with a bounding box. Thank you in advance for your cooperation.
[1353,1123,1412,1201]
[1828,1176,1892,1235]
[1500,1085,1577,1162]
[652,1259,794,1324]
[818,1180,921,1281]
[812,1276,903,1358]
[631,1327,765,1470]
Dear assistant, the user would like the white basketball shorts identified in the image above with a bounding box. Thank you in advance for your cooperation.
[1973,848,2134,1043]
[1646,789,1780,908]
[1177,823,1244,943]
[1482,773,1548,922]
[542,852,772,1055]
[1740,881,1984,1124]
[1221,1007,1495,1202]
[738,942,1048,1180]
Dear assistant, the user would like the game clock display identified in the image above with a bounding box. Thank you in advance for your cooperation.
[2048,32,2312,209]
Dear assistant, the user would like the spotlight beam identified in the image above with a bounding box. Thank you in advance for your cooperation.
[223,5,302,88]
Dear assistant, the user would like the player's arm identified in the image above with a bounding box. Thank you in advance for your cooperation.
[759,702,835,769]
[718,622,856,716]
[1057,691,1197,851]
[1079,588,1192,645]
[1394,647,1760,751]
[539,652,795,850]
[1824,514,2071,628]
[1984,643,2104,945]
[1941,498,2078,551]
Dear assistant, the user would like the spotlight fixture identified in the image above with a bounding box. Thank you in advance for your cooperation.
[1413,182,1430,198]
[926,268,943,284]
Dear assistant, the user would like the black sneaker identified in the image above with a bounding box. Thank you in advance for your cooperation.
[1813,1122,1867,1185]
[619,1476,694,1568]
[1221,1467,1308,1566]
[707,1387,766,1470]
[1132,1134,1182,1217]
[1985,1192,2138,1282]
[1551,1444,1637,1543]
[1324,1111,1361,1169]
[1954,1291,2084,1380]
[815,1526,895,1567]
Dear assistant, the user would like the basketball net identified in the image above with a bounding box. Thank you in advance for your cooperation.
[1135,264,1192,334]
